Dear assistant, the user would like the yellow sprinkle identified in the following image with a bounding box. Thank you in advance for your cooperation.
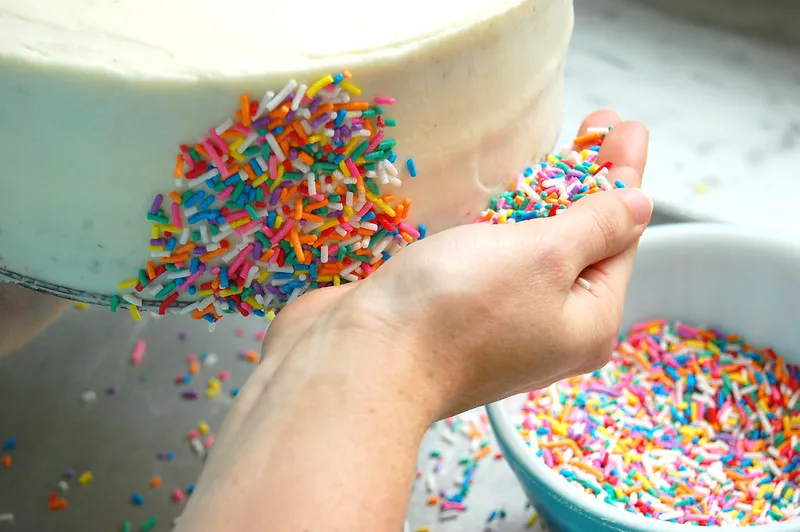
[547,154,560,165]
[130,306,141,322]
[229,138,244,153]
[229,150,245,162]
[339,160,351,177]
[78,472,94,486]
[339,80,361,96]
[526,512,539,528]
[196,289,214,297]
[317,218,339,233]
[307,74,334,98]
[265,310,277,322]
[117,279,139,290]
[343,137,360,157]
[151,226,160,239]
[198,422,210,435]
[257,270,270,283]
[316,275,334,283]
[252,174,269,187]
[588,164,600,174]
[205,388,220,399]
[148,246,165,252]
[308,135,325,144]
[219,288,242,297]
[365,192,395,217]
[245,297,262,309]
[274,215,283,230]
[269,173,283,193]
[333,275,341,286]
[229,217,251,229]
[73,302,89,310]
[343,205,355,218]
[694,182,709,195]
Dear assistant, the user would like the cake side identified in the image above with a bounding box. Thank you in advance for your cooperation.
[0,0,573,301]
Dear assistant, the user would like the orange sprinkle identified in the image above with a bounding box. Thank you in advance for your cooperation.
[150,476,163,488]
[294,197,303,220]
[400,232,414,244]
[161,253,190,264]
[48,499,68,512]
[245,351,259,363]
[269,105,289,120]
[305,200,329,212]
[570,460,603,481]
[173,242,195,256]
[169,191,183,204]
[356,228,375,236]
[146,261,157,281]
[474,445,492,461]
[289,228,305,262]
[342,70,353,79]
[221,130,241,141]
[259,249,275,262]
[427,497,439,506]
[310,102,334,121]
[1,455,10,467]
[240,94,251,127]
[174,155,184,178]
[363,118,375,136]
[242,163,256,180]
[298,151,315,166]
[298,234,317,245]
[341,101,369,111]
[200,247,228,263]
[301,213,323,223]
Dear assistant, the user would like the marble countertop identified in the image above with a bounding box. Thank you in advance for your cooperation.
[560,0,800,232]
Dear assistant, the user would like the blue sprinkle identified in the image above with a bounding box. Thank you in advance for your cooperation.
[188,211,211,224]
[272,126,284,135]
[406,158,417,178]
[418,225,427,239]
[186,484,195,495]
[273,272,294,280]
[188,285,197,296]
[3,437,16,451]
[249,160,263,176]
[381,251,391,261]
[131,493,145,506]
[199,195,215,210]
[334,110,347,128]
[267,211,276,227]
[166,237,177,251]
[614,180,626,189]
[361,212,376,221]
[224,175,239,186]
[183,190,205,208]
[202,313,215,324]
[219,267,229,289]
[333,73,344,84]
[167,451,175,461]
[231,388,240,397]
[190,257,199,274]
[388,153,397,164]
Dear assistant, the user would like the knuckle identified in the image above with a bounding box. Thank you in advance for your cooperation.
[588,204,621,252]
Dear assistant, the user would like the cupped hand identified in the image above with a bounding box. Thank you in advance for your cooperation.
[265,110,651,419]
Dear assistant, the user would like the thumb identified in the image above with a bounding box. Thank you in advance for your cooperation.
[547,181,653,272]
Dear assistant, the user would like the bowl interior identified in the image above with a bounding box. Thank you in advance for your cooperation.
[488,223,800,532]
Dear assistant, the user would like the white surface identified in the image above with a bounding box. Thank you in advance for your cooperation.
[0,0,570,298]
[486,223,800,532]
[562,0,800,230]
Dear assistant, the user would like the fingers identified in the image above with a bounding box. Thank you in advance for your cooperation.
[548,182,652,271]
[596,121,650,180]
[574,110,621,139]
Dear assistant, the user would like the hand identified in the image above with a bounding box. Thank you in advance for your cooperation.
[267,110,652,418]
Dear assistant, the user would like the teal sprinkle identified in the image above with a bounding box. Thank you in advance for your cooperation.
[146,212,169,224]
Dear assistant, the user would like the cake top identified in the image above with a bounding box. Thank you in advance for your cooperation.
[0,0,525,76]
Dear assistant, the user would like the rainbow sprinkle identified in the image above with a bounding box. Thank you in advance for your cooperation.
[515,320,800,526]
[115,72,418,324]
[476,127,622,225]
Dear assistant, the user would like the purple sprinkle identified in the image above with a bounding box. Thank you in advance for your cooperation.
[178,332,188,341]
[308,97,321,114]
[181,390,199,400]
[266,285,283,296]
[289,148,298,161]
[253,116,271,129]
[251,283,264,296]
[310,114,329,130]
[150,194,163,215]
[285,110,296,123]
[150,238,168,246]
[252,242,262,260]
[193,247,207,255]
[106,386,118,396]
[269,188,281,206]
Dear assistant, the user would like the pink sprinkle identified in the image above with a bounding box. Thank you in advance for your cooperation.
[398,222,420,239]
[171,489,185,503]
[235,328,245,337]
[269,218,294,245]
[269,155,278,181]
[224,210,250,223]
[441,501,466,512]
[356,202,373,218]
[187,353,197,363]
[207,129,228,155]
[366,130,385,153]
[255,330,266,341]
[171,203,182,228]
[203,436,215,449]
[374,96,396,105]
[234,220,261,236]
[345,158,361,179]
[217,185,235,202]
[186,429,200,440]
[130,340,146,366]
[218,370,231,382]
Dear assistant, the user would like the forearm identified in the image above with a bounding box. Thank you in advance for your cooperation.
[177,324,438,532]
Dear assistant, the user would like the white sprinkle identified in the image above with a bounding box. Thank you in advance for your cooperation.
[244,265,259,288]
[320,245,329,264]
[254,90,275,118]
[122,294,143,306]
[237,133,259,154]
[0,514,13,524]
[150,250,171,258]
[266,80,298,112]
[265,134,285,161]
[203,353,218,367]
[190,438,205,458]
[166,270,192,280]
[576,277,591,290]
[81,390,97,404]
[306,173,317,196]
[58,480,69,492]
[291,84,307,111]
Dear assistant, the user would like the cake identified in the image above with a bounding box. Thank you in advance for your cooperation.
[0,0,573,319]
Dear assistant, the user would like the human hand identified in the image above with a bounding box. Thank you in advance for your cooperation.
[266,110,651,419]
[0,283,69,357]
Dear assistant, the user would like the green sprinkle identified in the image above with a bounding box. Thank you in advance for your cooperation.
[362,150,386,162]
[384,119,397,127]
[365,178,381,196]
[376,139,397,151]
[245,205,259,220]
[261,143,272,159]
[137,269,149,286]
[110,295,120,313]
[140,515,158,532]
[284,171,304,181]
[350,141,370,161]
[155,282,178,299]
[430,450,441,458]
[243,146,260,157]
[146,213,169,224]
[122,521,131,532]
[231,182,245,202]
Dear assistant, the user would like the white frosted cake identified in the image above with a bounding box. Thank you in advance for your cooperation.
[0,0,573,321]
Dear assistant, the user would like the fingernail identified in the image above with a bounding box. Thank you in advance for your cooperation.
[619,188,653,226]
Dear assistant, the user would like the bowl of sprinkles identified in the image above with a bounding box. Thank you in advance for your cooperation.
[487,223,800,532]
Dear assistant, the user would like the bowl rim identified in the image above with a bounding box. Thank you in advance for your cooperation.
[486,222,800,532]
